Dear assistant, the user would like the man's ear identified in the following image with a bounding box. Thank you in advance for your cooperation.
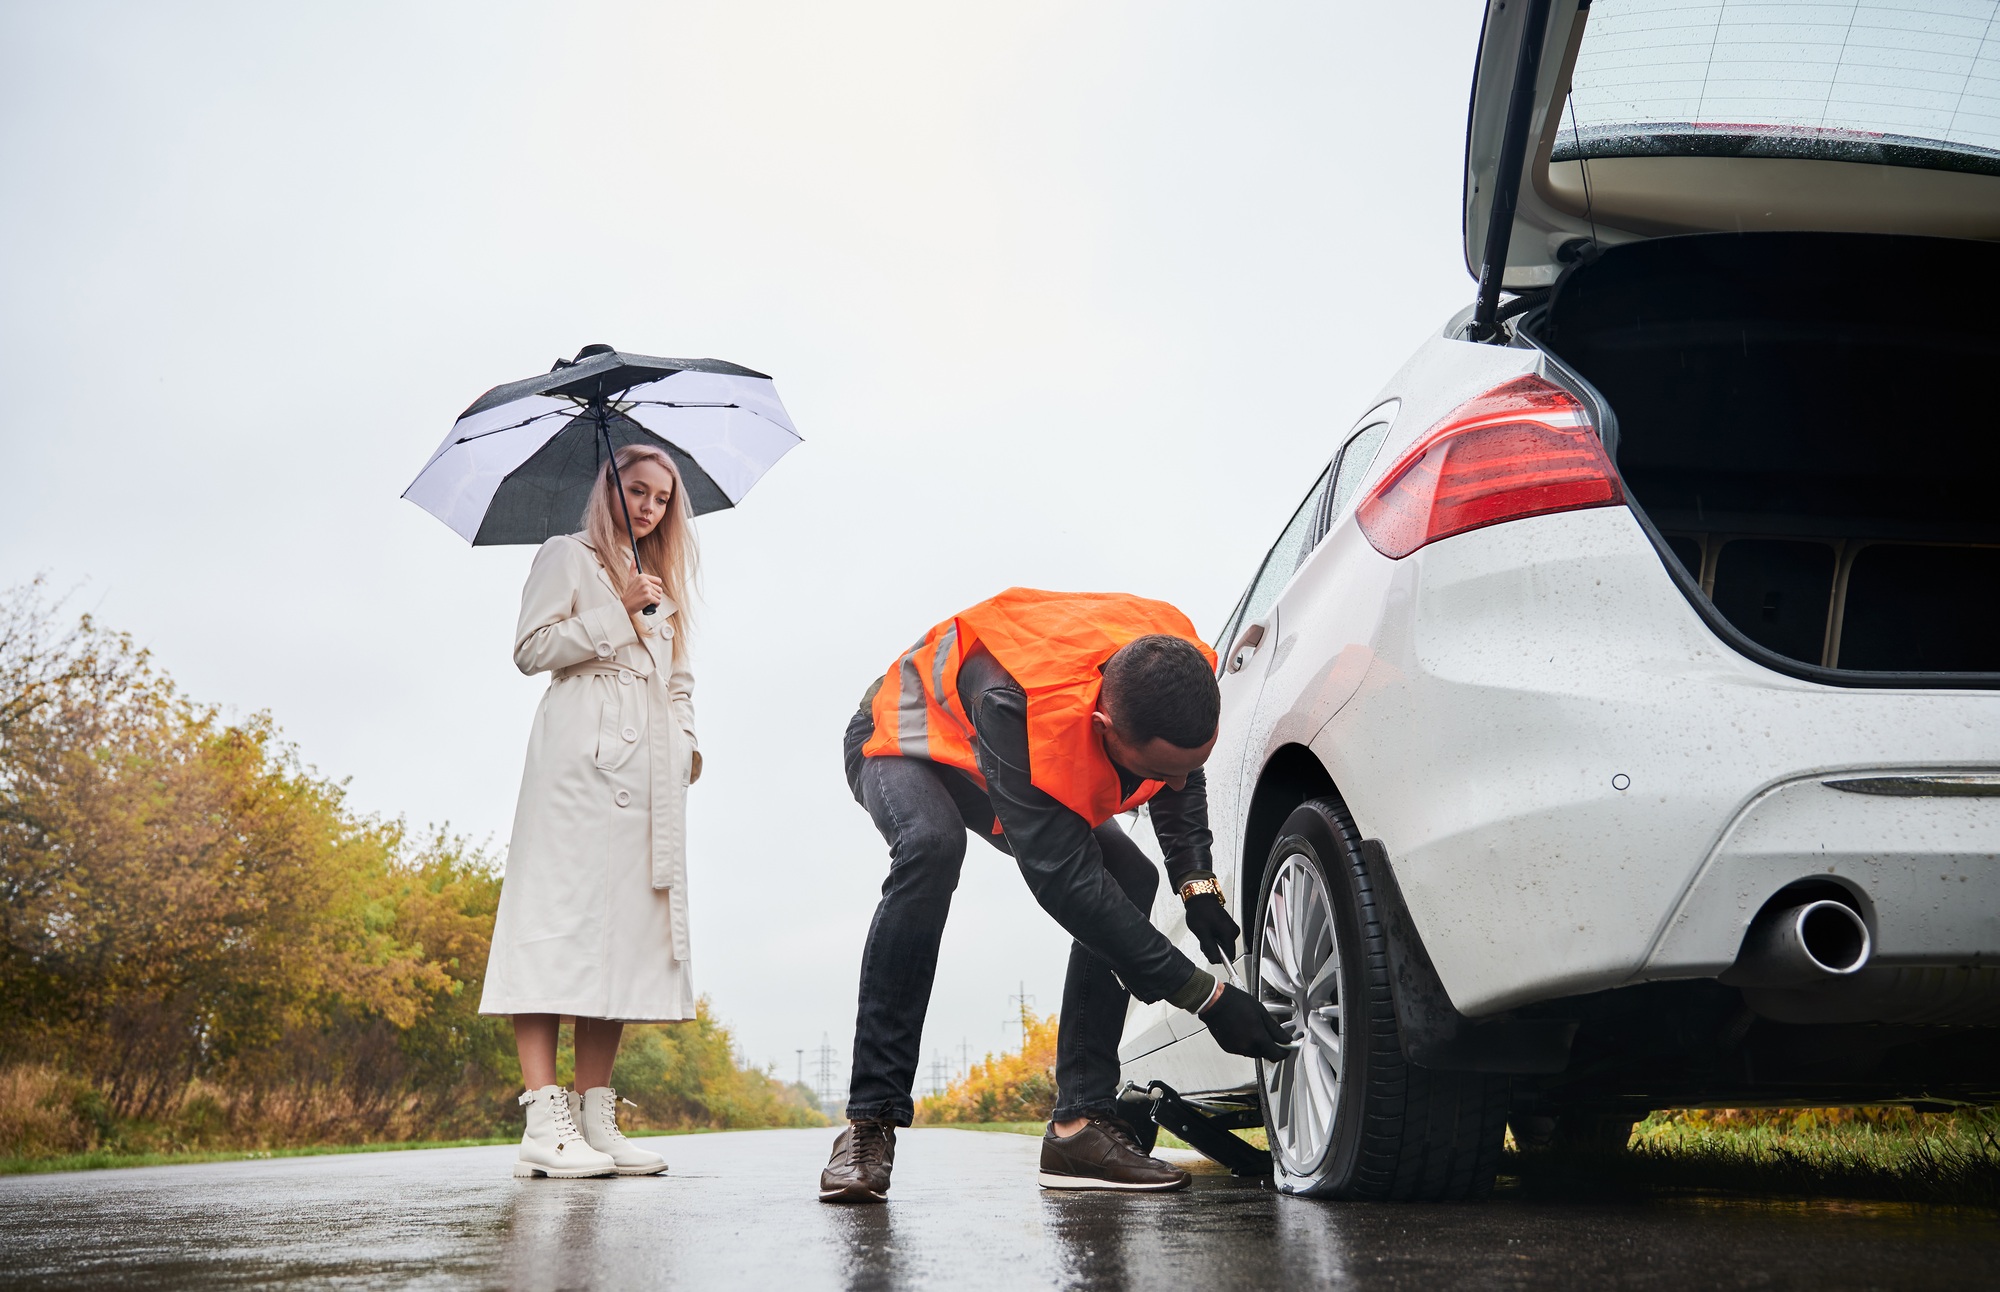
[1091,709,1113,737]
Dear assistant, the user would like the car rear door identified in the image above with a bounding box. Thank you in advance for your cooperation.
[1464,0,2000,340]
[1239,406,1401,786]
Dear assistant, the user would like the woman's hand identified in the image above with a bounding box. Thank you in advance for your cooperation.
[620,573,665,615]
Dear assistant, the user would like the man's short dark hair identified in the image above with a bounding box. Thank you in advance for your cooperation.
[1102,635,1220,749]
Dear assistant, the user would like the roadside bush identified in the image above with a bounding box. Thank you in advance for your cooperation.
[0,1067,98,1158]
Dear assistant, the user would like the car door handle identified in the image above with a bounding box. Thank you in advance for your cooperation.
[1227,622,1267,674]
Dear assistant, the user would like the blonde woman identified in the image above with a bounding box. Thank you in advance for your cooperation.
[480,444,703,1178]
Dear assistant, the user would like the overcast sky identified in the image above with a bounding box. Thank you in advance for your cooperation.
[0,1,1484,1087]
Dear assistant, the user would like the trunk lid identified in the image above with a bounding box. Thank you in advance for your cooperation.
[1464,0,2000,300]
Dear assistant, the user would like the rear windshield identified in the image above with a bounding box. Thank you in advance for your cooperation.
[1557,0,2000,177]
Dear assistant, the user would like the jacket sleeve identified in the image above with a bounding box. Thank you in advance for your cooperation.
[969,685,1204,1006]
[512,540,638,677]
[1146,770,1217,890]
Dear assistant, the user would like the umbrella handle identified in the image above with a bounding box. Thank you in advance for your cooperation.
[600,407,660,617]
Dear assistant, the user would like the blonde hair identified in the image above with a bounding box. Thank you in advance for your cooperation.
[583,443,700,652]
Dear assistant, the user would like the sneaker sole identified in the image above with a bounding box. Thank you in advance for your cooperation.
[1036,1171,1189,1192]
[513,1162,617,1179]
[818,1185,889,1204]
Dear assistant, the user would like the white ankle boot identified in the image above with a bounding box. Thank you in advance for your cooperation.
[570,1086,668,1176]
[513,1085,617,1178]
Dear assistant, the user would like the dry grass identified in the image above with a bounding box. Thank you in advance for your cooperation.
[0,1053,818,1174]
[0,1137,517,1176]
[0,1063,487,1162]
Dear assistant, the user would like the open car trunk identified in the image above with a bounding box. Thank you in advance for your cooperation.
[1524,231,2000,684]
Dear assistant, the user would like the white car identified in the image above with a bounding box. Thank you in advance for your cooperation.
[1118,0,2000,1200]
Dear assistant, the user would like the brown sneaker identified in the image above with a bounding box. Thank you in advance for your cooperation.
[819,1120,897,1203]
[1038,1117,1191,1192]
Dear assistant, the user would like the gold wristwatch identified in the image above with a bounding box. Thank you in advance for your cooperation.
[1178,877,1225,906]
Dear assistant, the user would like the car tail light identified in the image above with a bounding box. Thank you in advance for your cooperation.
[1355,374,1623,560]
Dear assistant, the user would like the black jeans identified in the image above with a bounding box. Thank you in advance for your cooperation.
[841,707,1158,1126]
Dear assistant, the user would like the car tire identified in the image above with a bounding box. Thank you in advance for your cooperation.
[1253,796,1510,1200]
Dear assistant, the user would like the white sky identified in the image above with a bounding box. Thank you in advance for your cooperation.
[0,1,1485,1089]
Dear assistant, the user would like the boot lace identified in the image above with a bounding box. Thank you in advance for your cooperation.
[1093,1116,1146,1156]
[548,1090,588,1144]
[593,1090,631,1145]
[848,1119,892,1168]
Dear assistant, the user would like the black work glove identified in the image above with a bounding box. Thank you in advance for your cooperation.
[1199,983,1293,1062]
[1183,893,1240,966]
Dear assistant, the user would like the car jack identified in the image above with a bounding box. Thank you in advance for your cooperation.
[1119,1080,1271,1178]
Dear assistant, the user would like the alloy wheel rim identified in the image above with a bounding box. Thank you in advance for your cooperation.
[1257,850,1343,1173]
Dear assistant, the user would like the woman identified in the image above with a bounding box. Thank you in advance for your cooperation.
[479,444,703,1179]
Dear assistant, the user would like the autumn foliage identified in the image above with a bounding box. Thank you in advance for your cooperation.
[0,581,818,1160]
[917,1008,1059,1125]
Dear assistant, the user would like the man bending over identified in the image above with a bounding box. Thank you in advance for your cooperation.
[821,588,1290,1202]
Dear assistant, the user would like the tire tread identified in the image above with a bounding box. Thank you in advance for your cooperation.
[1262,795,1509,1202]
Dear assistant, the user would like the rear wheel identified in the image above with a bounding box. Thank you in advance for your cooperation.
[1253,797,1510,1200]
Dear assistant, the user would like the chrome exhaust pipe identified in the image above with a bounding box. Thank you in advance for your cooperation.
[1722,900,1872,989]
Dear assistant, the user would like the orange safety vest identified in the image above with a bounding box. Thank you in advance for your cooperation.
[862,588,1218,828]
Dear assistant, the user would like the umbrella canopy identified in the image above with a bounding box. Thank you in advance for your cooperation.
[403,345,801,545]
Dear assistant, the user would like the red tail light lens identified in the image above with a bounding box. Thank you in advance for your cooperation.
[1356,375,1623,560]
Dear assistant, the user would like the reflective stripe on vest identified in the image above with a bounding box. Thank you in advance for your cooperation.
[861,588,1216,827]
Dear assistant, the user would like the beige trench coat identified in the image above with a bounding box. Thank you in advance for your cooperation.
[478,534,700,1022]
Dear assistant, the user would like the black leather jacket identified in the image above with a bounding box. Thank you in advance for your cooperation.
[954,646,1211,1004]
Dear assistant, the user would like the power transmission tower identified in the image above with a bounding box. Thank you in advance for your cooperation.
[814,1033,840,1117]
[927,1053,951,1098]
[959,1036,971,1078]
[795,1048,804,1088]
[1004,980,1036,1042]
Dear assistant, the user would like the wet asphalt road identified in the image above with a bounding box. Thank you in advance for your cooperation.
[0,1128,1994,1291]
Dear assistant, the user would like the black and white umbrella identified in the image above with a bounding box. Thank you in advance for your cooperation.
[403,344,801,549]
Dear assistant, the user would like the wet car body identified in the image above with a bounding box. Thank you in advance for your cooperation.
[1118,0,2000,1200]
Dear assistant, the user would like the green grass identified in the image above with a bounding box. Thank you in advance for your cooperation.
[923,1121,1046,1136]
[1500,1110,2000,1209]
[0,1126,728,1176]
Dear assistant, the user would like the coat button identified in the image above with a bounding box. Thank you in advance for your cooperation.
[618,671,633,686]
[615,789,632,807]
[596,642,613,659]
[622,726,638,742]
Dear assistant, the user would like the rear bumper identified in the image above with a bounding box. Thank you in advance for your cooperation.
[1315,507,2000,1017]
[1650,773,2000,975]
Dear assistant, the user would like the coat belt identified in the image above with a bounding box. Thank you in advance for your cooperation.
[552,660,654,682]
[548,659,687,961]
